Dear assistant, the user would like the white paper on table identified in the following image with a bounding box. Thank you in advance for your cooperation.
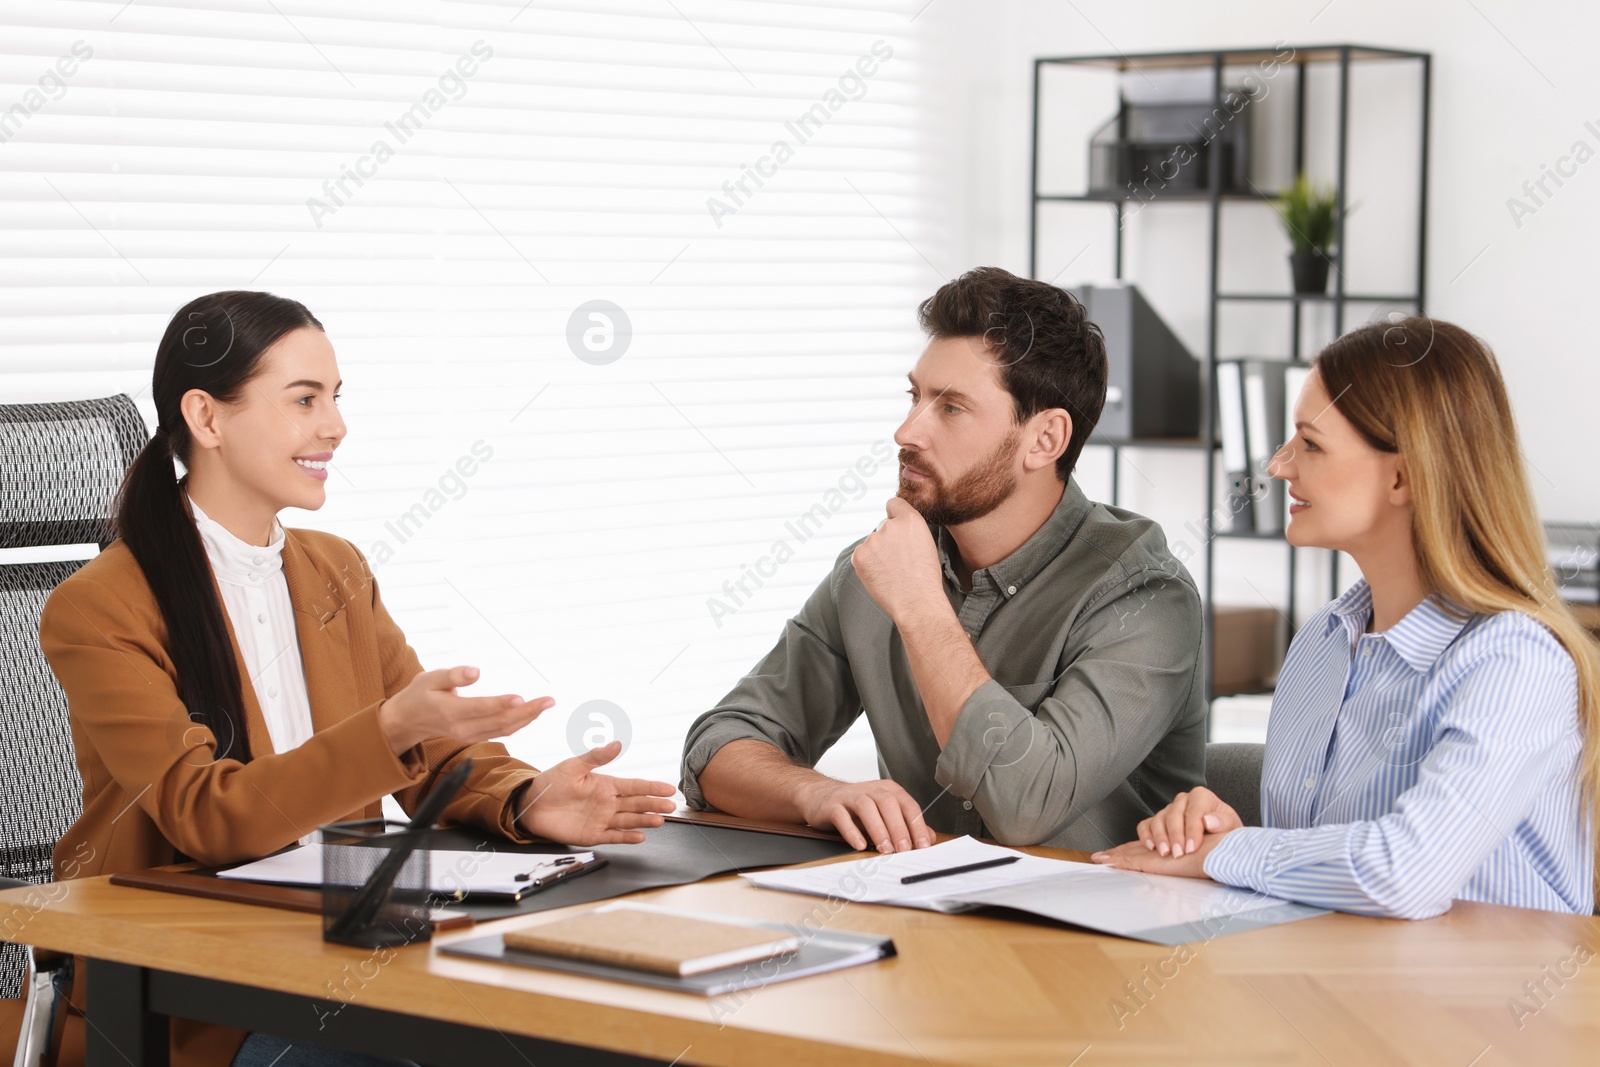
[741,835,1328,944]
[945,864,1317,942]
[740,836,1102,912]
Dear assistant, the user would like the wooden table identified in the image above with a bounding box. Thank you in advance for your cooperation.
[4,844,1599,1066]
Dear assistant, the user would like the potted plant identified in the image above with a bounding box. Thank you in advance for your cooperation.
[1273,174,1337,294]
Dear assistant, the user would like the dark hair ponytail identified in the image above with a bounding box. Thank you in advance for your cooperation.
[116,291,324,764]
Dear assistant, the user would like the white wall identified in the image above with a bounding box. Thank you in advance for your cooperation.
[919,0,1600,616]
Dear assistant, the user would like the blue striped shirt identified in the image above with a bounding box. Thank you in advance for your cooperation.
[1204,579,1592,918]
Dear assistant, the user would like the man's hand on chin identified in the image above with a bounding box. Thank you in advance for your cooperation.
[853,496,990,747]
[851,496,945,623]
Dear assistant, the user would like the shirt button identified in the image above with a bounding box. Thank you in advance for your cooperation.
[1006,585,1017,596]
[256,613,267,624]
[268,686,279,698]
[962,800,973,810]
[1303,776,1315,790]
[252,556,265,566]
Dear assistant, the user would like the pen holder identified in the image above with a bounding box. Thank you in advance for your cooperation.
[319,819,434,949]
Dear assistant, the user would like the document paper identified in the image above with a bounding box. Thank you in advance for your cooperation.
[742,835,1080,911]
[741,836,1328,945]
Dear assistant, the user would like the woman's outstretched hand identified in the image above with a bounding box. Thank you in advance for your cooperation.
[378,668,676,845]
[514,740,678,845]
[377,665,552,755]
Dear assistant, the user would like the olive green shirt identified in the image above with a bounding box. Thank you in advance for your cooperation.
[679,479,1207,850]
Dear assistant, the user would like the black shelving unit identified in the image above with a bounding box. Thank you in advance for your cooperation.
[1028,44,1431,707]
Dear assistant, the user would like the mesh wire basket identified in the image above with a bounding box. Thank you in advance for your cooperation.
[319,820,434,949]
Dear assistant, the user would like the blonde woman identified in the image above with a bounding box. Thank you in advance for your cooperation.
[1093,317,1597,918]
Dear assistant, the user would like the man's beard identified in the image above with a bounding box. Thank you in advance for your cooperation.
[896,427,1021,527]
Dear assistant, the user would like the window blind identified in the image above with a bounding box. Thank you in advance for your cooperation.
[0,0,945,789]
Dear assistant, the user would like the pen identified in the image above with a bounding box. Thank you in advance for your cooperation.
[526,855,608,890]
[900,855,1020,885]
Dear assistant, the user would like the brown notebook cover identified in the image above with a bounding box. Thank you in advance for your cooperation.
[503,905,801,976]
[109,867,475,930]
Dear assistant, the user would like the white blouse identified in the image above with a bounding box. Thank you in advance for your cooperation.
[188,495,316,758]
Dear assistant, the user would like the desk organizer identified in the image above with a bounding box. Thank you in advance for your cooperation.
[319,818,434,949]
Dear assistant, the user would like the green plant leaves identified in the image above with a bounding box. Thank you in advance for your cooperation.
[1274,174,1338,253]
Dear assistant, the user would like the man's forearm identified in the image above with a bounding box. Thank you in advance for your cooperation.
[697,738,833,822]
[895,602,991,747]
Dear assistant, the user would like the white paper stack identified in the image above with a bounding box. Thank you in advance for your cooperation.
[742,836,1327,945]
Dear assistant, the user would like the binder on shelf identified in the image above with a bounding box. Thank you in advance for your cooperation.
[1215,361,1253,533]
[1284,365,1313,441]
[1217,359,1293,535]
[1073,283,1200,441]
[1242,362,1286,533]
[1283,364,1313,535]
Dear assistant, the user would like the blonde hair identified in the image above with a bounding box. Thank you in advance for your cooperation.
[1316,317,1600,894]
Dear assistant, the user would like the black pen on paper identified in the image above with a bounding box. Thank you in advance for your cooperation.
[900,855,1020,885]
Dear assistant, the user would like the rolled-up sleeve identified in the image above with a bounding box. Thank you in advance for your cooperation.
[1204,629,1583,918]
[680,554,864,810]
[934,564,1203,845]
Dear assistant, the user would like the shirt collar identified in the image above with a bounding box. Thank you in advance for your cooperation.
[934,478,1093,596]
[188,495,285,587]
[1328,578,1473,672]
[1328,578,1375,626]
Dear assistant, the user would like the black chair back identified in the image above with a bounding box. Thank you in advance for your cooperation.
[0,395,147,996]
[1204,741,1265,829]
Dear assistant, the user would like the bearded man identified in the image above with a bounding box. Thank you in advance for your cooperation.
[679,267,1206,852]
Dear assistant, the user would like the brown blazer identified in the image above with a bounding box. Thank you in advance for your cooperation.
[40,528,545,1067]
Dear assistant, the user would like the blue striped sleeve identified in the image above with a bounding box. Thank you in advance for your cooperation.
[1203,614,1582,918]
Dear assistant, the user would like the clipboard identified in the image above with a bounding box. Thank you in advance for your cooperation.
[434,853,610,902]
[208,834,611,904]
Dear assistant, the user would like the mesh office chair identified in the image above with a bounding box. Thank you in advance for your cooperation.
[0,395,147,1067]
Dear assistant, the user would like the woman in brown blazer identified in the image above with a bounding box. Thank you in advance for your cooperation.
[40,291,678,1067]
